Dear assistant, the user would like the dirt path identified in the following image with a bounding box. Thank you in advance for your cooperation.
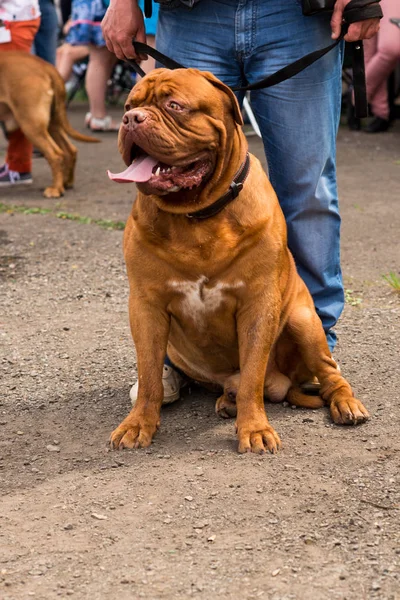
[1,107,399,600]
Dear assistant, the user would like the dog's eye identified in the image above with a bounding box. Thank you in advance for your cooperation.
[124,103,131,112]
[168,101,183,111]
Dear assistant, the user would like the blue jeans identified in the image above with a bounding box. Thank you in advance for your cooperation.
[34,0,59,65]
[156,0,344,351]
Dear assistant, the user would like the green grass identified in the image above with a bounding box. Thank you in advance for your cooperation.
[344,288,362,307]
[382,271,400,293]
[0,203,125,231]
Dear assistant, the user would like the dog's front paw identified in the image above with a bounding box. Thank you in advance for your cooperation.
[110,413,159,450]
[330,397,369,425]
[236,419,281,455]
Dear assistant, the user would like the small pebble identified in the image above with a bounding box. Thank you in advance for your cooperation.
[46,445,60,452]
[91,513,107,520]
[371,582,381,591]
[193,521,208,529]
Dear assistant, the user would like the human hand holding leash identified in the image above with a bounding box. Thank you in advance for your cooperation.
[331,0,381,41]
[102,0,147,61]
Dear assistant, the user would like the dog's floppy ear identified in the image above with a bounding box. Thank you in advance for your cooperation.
[201,71,244,126]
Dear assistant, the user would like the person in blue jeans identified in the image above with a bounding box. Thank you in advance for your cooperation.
[34,0,59,64]
[102,0,380,403]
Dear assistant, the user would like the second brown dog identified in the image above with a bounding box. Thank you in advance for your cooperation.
[0,52,99,198]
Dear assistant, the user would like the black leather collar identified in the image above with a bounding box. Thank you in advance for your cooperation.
[185,153,250,221]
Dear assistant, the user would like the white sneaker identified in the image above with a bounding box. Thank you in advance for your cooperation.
[130,364,184,406]
[84,112,92,128]
[87,115,120,132]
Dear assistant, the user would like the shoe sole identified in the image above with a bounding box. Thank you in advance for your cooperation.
[0,180,32,187]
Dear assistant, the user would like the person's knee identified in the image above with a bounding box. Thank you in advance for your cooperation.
[64,45,79,59]
[379,41,400,64]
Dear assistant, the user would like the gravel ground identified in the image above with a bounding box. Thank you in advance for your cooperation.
[1,106,399,600]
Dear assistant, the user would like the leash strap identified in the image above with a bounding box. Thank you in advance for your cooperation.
[129,36,344,92]
[128,0,382,115]
[125,43,184,78]
[350,40,368,118]
[231,34,345,93]
[144,0,152,18]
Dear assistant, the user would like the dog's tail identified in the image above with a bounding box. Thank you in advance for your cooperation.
[286,386,325,410]
[49,66,101,144]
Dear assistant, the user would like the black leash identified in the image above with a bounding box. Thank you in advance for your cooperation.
[129,31,369,114]
[126,0,382,118]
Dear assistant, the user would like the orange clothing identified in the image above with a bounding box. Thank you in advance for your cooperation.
[0,17,41,52]
[0,17,40,172]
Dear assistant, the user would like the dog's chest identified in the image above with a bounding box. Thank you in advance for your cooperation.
[168,276,244,326]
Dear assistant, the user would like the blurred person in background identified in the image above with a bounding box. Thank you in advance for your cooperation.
[63,0,119,131]
[34,0,58,64]
[56,14,89,83]
[0,0,41,187]
[363,0,400,132]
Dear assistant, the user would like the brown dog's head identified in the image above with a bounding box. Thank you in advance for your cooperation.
[109,68,244,198]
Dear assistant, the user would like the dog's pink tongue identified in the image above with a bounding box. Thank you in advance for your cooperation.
[107,155,158,183]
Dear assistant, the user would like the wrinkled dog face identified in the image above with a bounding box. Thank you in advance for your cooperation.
[113,68,242,196]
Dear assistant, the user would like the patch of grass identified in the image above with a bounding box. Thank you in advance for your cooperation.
[344,288,362,307]
[0,203,125,231]
[382,271,400,293]
[0,204,52,216]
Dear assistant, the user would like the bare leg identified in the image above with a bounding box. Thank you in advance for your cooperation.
[56,44,89,82]
[85,45,117,120]
[139,35,156,76]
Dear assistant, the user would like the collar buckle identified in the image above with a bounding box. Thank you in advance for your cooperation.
[229,181,243,199]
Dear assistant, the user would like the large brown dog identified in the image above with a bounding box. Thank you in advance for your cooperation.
[0,52,99,198]
[108,68,369,454]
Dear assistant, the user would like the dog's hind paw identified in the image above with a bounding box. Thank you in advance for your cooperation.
[215,393,237,419]
[43,186,64,198]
